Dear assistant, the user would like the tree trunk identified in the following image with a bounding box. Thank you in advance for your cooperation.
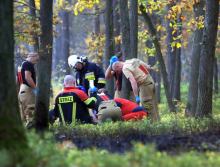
[35,0,53,131]
[94,5,100,35]
[0,0,27,152]
[166,2,176,98]
[139,4,175,112]
[186,0,205,116]
[129,0,138,58]
[113,0,121,53]
[29,0,39,52]
[61,9,70,75]
[105,0,114,97]
[173,16,182,101]
[53,12,62,78]
[196,0,219,117]
[213,56,218,94]
[119,0,131,99]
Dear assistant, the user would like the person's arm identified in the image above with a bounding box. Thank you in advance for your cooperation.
[128,75,139,97]
[105,65,114,79]
[25,71,36,88]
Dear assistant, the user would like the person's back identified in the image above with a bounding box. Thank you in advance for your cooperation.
[50,75,96,125]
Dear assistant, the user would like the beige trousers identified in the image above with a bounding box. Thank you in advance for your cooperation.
[139,75,160,121]
[18,84,35,128]
[97,100,122,123]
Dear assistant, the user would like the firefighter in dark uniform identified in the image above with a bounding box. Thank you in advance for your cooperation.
[68,55,106,94]
[49,75,97,125]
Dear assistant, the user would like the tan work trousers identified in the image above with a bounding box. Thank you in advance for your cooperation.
[18,84,35,128]
[139,75,160,121]
[97,100,122,123]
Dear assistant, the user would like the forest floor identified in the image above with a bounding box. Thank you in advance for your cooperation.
[55,128,220,154]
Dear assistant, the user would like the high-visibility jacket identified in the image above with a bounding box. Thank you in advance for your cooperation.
[52,87,96,125]
[75,61,106,93]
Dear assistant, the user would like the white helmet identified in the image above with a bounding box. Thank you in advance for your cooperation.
[68,55,84,69]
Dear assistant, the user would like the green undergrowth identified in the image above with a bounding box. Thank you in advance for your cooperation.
[51,115,220,139]
[1,131,220,167]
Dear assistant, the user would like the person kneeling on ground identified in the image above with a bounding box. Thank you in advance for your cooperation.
[49,75,97,125]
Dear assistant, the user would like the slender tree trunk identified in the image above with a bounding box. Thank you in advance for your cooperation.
[0,0,27,152]
[61,9,70,75]
[119,0,131,99]
[113,0,121,53]
[166,2,176,98]
[129,0,138,58]
[105,0,114,97]
[173,16,182,101]
[94,5,100,35]
[53,12,62,78]
[186,0,205,116]
[213,56,218,94]
[35,0,53,131]
[196,0,219,117]
[140,4,175,112]
[29,0,39,52]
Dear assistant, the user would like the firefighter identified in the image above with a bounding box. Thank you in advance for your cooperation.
[68,55,106,94]
[105,53,134,100]
[49,75,97,125]
[18,52,39,128]
[112,58,160,121]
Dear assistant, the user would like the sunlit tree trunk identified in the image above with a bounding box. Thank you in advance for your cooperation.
[129,0,138,58]
[0,0,27,152]
[105,0,114,97]
[119,0,131,99]
[196,0,219,117]
[35,0,53,131]
[186,0,205,116]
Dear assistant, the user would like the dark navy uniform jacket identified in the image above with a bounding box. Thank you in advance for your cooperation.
[75,61,106,93]
[51,87,96,124]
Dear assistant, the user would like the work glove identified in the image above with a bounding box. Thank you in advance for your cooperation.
[77,85,86,93]
[135,95,140,104]
[89,86,98,93]
[109,55,119,66]
[32,88,38,96]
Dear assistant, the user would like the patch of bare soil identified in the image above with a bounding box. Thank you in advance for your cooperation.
[55,130,220,153]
